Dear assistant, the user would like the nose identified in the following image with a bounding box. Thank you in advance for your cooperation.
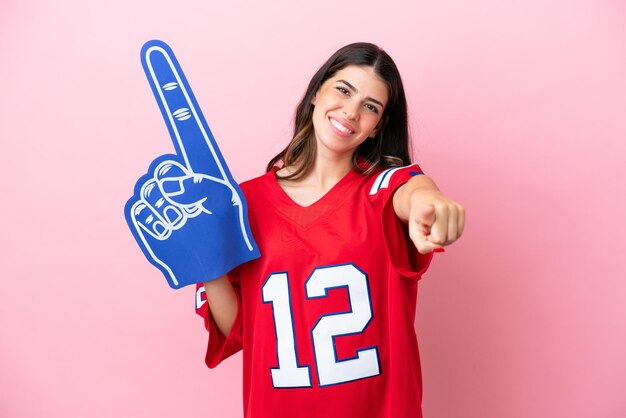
[342,100,360,121]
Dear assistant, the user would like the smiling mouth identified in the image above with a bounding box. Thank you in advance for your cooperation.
[330,118,355,134]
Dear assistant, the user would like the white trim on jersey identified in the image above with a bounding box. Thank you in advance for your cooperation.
[369,164,420,196]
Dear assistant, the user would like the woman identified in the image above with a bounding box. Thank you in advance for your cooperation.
[197,42,465,418]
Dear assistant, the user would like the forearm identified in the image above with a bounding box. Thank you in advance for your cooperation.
[203,275,239,337]
[392,174,440,222]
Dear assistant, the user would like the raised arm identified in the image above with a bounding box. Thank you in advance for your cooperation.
[392,175,465,254]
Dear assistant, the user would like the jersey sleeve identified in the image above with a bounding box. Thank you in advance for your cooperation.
[368,164,434,280]
[194,270,244,368]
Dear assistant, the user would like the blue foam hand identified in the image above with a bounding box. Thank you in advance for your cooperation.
[125,40,260,289]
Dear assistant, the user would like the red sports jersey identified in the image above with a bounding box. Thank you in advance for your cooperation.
[196,164,434,418]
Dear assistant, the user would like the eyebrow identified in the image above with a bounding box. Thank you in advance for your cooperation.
[337,79,385,108]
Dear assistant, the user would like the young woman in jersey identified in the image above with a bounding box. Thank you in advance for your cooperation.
[196,43,465,418]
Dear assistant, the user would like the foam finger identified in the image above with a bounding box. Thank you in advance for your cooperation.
[141,40,228,179]
[139,177,187,229]
[154,160,189,198]
[130,201,171,240]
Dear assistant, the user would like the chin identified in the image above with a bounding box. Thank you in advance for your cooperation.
[318,137,364,157]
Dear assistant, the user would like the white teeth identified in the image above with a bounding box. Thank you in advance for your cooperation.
[331,118,353,134]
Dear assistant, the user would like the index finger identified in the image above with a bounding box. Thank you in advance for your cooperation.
[141,40,228,180]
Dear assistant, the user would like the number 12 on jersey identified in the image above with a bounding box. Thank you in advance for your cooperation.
[262,263,381,388]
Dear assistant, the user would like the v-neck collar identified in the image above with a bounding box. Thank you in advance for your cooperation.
[268,167,362,228]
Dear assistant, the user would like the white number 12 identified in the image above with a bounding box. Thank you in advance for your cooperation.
[262,264,380,388]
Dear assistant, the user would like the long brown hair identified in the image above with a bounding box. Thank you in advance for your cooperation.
[267,42,412,179]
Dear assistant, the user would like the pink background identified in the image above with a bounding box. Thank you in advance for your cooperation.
[1,1,625,417]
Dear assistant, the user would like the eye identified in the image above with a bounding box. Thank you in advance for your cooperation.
[336,87,350,96]
[364,103,379,114]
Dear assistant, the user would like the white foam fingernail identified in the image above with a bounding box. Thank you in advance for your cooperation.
[165,206,183,226]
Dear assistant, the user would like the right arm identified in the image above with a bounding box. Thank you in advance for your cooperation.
[203,275,239,337]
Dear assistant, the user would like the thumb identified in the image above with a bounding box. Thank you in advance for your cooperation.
[160,174,235,215]
[414,204,436,227]
[153,160,196,205]
[160,174,234,208]
[408,205,442,254]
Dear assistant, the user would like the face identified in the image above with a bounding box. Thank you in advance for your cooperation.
[311,65,388,159]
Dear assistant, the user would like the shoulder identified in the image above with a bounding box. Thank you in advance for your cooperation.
[239,169,278,199]
[364,163,425,198]
[240,170,274,188]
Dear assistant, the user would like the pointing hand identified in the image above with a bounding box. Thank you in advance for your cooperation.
[125,41,260,289]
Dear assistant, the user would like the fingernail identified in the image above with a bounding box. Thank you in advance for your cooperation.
[161,179,183,195]
[153,221,167,236]
[164,206,184,226]
[433,248,445,253]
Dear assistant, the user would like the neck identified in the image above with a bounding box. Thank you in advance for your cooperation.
[306,147,354,188]
[277,148,355,190]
